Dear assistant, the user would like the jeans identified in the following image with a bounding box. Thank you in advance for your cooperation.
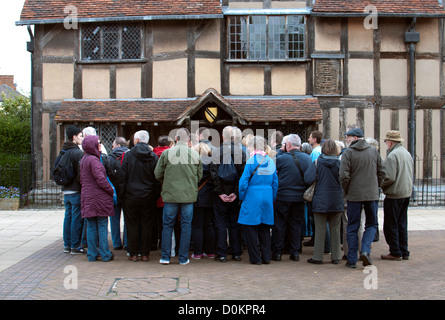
[346,200,378,264]
[383,197,410,258]
[109,202,127,249]
[161,203,194,263]
[86,217,113,262]
[63,193,82,250]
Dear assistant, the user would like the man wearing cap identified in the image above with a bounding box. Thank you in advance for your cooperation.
[380,130,413,261]
[340,128,385,268]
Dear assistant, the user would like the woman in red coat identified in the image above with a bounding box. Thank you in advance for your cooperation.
[80,135,115,262]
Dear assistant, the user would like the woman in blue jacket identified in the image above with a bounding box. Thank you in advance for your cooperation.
[238,136,278,265]
[307,139,344,265]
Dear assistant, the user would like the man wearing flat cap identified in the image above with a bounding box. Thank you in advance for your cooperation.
[340,128,386,268]
[380,130,413,261]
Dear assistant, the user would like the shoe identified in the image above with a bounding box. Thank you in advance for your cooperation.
[217,256,228,262]
[159,259,170,265]
[345,262,356,268]
[290,254,300,261]
[180,259,190,265]
[303,239,314,247]
[191,254,202,260]
[271,253,282,261]
[381,253,402,261]
[202,253,214,259]
[307,258,322,264]
[232,255,242,261]
[403,256,410,260]
[251,261,262,265]
[262,260,270,264]
[128,255,138,262]
[331,259,339,264]
[114,245,123,250]
[104,253,114,262]
[141,255,150,262]
[64,247,70,253]
[70,247,87,255]
[360,252,372,266]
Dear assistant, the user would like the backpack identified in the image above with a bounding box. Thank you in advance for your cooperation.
[217,156,238,184]
[52,149,76,186]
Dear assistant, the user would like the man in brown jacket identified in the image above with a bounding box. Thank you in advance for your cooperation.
[340,128,385,268]
[380,130,413,261]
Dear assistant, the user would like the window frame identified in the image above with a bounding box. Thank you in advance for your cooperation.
[227,15,307,62]
[79,23,145,63]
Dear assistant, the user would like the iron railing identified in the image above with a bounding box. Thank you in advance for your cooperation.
[1,155,444,209]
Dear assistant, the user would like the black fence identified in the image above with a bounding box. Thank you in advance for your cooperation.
[0,156,444,209]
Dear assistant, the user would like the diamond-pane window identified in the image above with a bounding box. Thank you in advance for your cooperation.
[81,24,142,61]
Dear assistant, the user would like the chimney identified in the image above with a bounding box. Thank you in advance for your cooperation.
[0,75,16,90]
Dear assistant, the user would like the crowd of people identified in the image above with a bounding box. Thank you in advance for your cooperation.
[59,123,414,268]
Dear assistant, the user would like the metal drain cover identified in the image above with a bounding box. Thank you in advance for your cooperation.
[108,277,182,295]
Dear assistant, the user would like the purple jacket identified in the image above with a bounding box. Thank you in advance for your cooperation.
[80,135,114,218]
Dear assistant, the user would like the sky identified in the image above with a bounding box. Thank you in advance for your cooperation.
[0,0,31,94]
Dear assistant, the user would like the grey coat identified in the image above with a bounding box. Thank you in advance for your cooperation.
[339,139,386,201]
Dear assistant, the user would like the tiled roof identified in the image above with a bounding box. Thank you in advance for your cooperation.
[313,0,445,15]
[55,96,322,124]
[19,0,222,23]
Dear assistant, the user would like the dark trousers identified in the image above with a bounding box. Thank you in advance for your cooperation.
[213,197,242,257]
[243,224,272,264]
[124,197,156,256]
[192,207,215,255]
[272,200,305,256]
[383,197,410,258]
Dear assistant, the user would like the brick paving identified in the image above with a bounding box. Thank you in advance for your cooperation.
[1,229,445,300]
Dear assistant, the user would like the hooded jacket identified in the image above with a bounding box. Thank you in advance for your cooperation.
[154,141,203,203]
[61,141,84,193]
[120,142,160,201]
[312,154,344,213]
[79,135,115,218]
[339,139,386,201]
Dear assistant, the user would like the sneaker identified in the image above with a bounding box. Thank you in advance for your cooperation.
[180,259,190,265]
[202,253,214,259]
[159,259,170,265]
[191,254,201,260]
[70,247,87,255]
[64,247,70,253]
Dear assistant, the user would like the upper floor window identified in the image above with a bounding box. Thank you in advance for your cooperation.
[81,24,142,61]
[228,15,306,61]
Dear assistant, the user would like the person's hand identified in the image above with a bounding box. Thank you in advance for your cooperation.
[219,194,229,202]
[227,193,237,202]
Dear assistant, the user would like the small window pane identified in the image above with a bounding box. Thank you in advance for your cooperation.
[82,25,101,61]
[268,16,286,59]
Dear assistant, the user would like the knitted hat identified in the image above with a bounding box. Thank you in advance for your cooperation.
[384,130,404,142]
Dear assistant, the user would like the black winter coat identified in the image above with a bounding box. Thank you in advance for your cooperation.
[312,154,344,213]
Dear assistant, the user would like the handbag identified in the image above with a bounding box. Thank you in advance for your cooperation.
[303,181,316,202]
[291,153,316,202]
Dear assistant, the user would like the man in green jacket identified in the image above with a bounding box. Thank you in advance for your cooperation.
[340,128,386,268]
[155,128,203,265]
[380,130,413,261]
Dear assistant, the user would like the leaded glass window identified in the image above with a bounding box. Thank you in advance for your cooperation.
[81,24,142,61]
[228,15,306,61]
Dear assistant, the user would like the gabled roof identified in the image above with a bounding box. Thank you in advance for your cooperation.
[17,0,223,25]
[0,85,26,102]
[312,0,445,16]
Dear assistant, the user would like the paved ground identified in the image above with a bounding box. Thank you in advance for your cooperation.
[0,207,444,302]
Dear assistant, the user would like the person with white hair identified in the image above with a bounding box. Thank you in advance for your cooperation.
[119,130,160,262]
[83,126,108,155]
[272,134,316,262]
